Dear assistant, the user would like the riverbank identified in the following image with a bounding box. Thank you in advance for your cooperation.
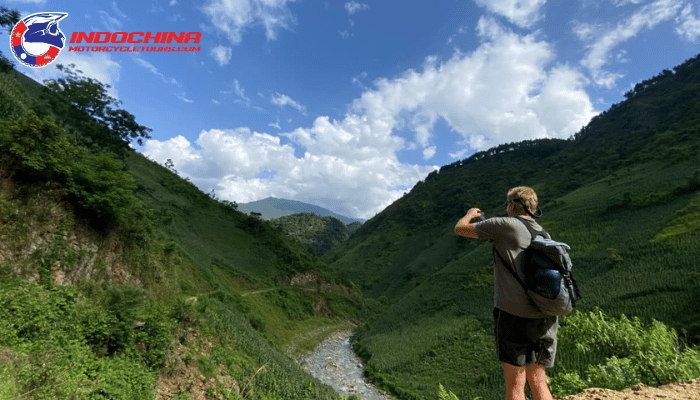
[299,330,393,400]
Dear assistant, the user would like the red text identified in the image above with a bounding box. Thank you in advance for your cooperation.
[70,32,201,44]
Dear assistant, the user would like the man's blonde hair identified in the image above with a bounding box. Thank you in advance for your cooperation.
[507,186,538,216]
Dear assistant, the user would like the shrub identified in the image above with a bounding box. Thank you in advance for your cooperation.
[552,309,700,397]
[0,113,140,229]
[0,280,170,399]
[0,112,76,182]
[438,384,459,400]
[67,151,138,225]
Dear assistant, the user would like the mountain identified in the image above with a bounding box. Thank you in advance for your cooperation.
[0,66,362,399]
[238,196,364,224]
[269,212,362,256]
[325,54,700,399]
[2,51,700,400]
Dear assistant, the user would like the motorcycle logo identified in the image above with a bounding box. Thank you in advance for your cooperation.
[10,12,68,68]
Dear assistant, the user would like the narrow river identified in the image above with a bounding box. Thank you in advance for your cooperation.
[300,330,393,400]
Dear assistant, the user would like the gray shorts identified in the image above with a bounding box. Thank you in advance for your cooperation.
[493,308,558,368]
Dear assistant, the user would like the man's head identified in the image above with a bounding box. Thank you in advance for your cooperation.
[507,186,538,217]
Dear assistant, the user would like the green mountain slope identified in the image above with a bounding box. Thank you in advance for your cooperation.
[325,55,700,399]
[0,66,361,399]
[269,212,361,256]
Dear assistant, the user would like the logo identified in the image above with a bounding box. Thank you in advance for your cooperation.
[10,12,68,68]
[68,31,202,53]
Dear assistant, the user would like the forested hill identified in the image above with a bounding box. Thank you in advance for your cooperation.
[326,53,700,298]
[0,62,362,399]
[270,212,362,256]
[324,55,700,398]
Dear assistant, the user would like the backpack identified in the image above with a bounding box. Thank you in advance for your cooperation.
[494,217,582,316]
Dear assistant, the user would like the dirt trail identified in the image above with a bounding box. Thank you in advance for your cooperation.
[558,379,700,400]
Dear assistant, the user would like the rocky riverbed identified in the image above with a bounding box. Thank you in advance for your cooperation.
[298,331,700,400]
[300,330,393,400]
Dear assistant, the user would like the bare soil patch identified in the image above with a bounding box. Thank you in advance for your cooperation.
[558,379,700,400]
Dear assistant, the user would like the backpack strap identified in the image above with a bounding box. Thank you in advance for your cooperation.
[515,216,550,240]
[492,217,548,296]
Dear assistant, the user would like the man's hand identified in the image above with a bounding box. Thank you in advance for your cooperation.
[465,207,481,222]
[454,208,482,239]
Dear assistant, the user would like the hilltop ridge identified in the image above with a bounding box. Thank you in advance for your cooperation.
[238,196,364,224]
[325,54,700,399]
[1,47,699,400]
[0,63,361,399]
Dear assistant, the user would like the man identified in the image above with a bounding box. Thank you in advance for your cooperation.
[454,186,557,400]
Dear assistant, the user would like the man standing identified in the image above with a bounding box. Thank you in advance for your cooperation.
[454,186,557,400]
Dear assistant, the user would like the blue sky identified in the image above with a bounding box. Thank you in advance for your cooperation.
[9,0,700,219]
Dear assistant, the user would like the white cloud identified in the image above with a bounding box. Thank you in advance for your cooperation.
[352,71,368,88]
[220,79,254,107]
[345,1,370,15]
[98,10,123,32]
[572,22,596,42]
[676,4,700,42]
[577,0,684,87]
[176,93,194,103]
[210,45,233,66]
[271,92,306,114]
[144,135,202,166]
[143,125,429,219]
[269,117,281,130]
[133,57,159,75]
[422,146,436,160]
[142,16,599,219]
[111,1,130,20]
[611,0,644,6]
[231,80,248,100]
[351,16,596,154]
[201,0,298,45]
[473,0,546,28]
[132,56,181,86]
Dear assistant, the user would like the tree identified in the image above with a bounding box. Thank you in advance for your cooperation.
[0,6,20,71]
[0,6,20,33]
[43,64,152,150]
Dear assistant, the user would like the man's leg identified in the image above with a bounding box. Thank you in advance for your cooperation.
[525,363,554,400]
[502,362,526,400]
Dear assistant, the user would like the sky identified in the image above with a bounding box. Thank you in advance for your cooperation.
[7,0,700,219]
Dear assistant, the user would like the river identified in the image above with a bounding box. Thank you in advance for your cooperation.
[300,330,393,400]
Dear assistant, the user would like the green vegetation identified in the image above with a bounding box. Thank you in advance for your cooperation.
[0,62,364,399]
[44,64,152,152]
[1,34,700,400]
[552,309,700,397]
[270,212,359,256]
[326,54,700,399]
[0,282,166,399]
[0,279,345,399]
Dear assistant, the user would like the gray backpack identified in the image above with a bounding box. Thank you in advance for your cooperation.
[494,217,582,316]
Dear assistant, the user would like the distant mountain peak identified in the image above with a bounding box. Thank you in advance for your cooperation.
[238,197,363,225]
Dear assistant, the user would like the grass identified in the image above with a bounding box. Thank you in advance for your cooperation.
[0,75,359,398]
[3,55,700,399]
[340,156,700,399]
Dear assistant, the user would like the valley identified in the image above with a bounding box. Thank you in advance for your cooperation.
[0,43,699,400]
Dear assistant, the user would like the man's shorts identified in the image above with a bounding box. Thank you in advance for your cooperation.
[493,308,558,368]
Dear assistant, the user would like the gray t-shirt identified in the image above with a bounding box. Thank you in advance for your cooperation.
[474,216,548,319]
